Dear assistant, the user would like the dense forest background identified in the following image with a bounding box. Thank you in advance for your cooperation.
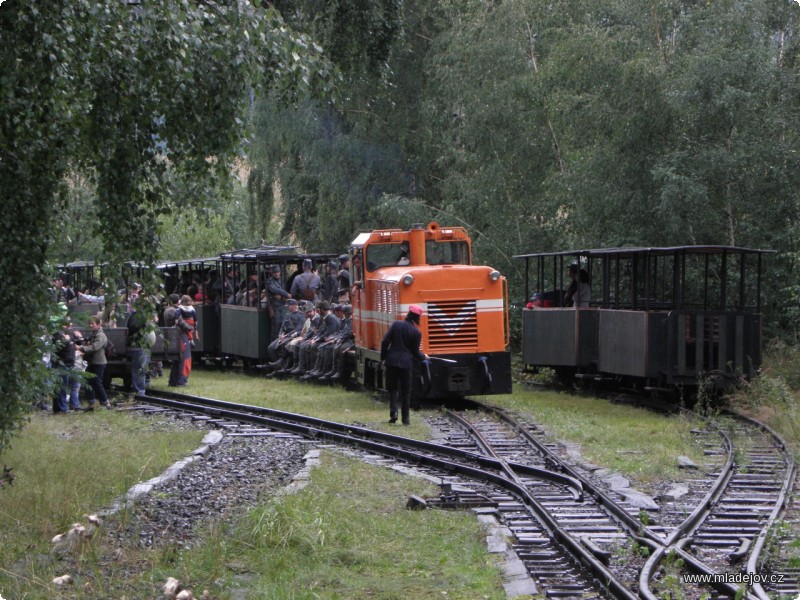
[3,0,800,447]
[51,0,800,335]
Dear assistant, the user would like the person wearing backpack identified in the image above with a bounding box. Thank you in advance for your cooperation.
[290,259,321,304]
[77,316,111,410]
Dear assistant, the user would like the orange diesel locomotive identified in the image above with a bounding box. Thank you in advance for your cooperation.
[348,222,512,398]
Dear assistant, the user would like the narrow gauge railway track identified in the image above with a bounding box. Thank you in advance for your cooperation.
[131,388,794,599]
[440,411,645,597]
[136,388,633,599]
[452,401,796,600]
[671,414,796,600]
[761,471,800,598]
[439,407,736,599]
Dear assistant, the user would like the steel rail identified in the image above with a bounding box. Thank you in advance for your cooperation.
[139,389,791,599]
[447,409,638,599]
[638,420,748,599]
[472,401,667,546]
[471,400,763,599]
[140,389,635,599]
[140,388,584,492]
[736,412,797,600]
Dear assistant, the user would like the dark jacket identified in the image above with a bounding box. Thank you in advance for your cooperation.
[127,310,148,349]
[267,276,291,308]
[52,331,75,368]
[279,310,306,336]
[380,318,424,370]
[320,273,339,303]
[313,312,340,342]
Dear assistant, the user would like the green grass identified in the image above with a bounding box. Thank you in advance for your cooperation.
[149,370,438,441]
[0,409,204,598]
[487,391,707,486]
[6,360,794,599]
[729,352,800,463]
[116,452,506,600]
[153,371,707,487]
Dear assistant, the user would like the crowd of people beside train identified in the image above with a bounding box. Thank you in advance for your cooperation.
[47,248,439,426]
[47,264,205,407]
[44,254,357,413]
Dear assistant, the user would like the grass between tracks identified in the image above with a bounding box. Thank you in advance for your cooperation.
[728,339,800,461]
[139,452,506,600]
[3,345,798,598]
[151,370,708,488]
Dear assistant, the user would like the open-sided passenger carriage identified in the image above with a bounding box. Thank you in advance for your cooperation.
[514,246,773,393]
[157,257,222,358]
[216,246,338,365]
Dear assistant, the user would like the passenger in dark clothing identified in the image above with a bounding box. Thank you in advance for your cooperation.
[163,294,183,387]
[320,260,339,304]
[379,305,429,425]
[267,264,292,342]
[127,296,157,396]
[52,325,76,414]
[266,298,305,365]
[337,254,351,303]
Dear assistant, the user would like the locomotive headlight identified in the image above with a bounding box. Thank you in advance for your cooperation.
[489,270,501,281]
[402,274,414,286]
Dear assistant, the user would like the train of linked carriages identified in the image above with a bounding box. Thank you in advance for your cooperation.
[59,222,513,399]
[57,223,773,399]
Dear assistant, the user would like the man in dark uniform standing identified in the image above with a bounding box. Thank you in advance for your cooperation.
[380,304,429,425]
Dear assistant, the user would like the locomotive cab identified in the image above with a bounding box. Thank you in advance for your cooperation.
[349,222,512,399]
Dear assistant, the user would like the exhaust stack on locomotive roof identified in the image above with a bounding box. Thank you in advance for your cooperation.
[348,222,512,399]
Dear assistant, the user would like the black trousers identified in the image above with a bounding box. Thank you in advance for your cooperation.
[85,363,109,405]
[386,365,412,424]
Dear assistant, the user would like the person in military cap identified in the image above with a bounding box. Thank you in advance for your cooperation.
[280,302,320,374]
[291,300,337,376]
[380,304,429,425]
[266,264,292,342]
[265,298,305,370]
[320,259,339,304]
[337,254,351,303]
[304,303,347,379]
[318,303,355,382]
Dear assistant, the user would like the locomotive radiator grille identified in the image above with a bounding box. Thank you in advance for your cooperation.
[426,299,478,350]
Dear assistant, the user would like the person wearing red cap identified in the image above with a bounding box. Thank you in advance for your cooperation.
[380,304,429,425]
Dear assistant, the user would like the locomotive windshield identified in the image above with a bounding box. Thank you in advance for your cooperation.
[425,240,469,265]
[365,240,470,271]
[365,243,408,271]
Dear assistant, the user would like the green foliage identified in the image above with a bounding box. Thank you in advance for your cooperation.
[6,0,800,453]
[246,0,800,348]
[0,0,336,455]
[248,99,418,252]
[760,339,800,391]
[653,549,687,599]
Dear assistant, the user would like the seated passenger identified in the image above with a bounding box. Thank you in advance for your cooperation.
[526,293,544,310]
